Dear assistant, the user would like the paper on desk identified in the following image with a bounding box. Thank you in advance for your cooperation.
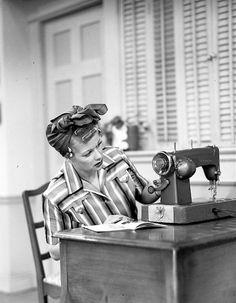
[82,214,166,232]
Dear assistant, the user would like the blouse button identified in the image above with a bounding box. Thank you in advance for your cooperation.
[119,172,129,183]
[77,206,84,214]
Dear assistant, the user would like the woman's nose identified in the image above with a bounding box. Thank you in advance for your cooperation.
[94,148,102,160]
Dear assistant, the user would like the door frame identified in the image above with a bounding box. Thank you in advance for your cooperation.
[28,0,122,179]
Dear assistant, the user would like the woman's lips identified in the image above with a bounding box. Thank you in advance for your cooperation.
[95,159,103,167]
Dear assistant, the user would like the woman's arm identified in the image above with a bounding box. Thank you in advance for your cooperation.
[140,179,169,204]
[140,183,160,204]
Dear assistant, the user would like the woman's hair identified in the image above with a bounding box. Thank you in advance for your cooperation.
[69,122,102,148]
[73,121,101,143]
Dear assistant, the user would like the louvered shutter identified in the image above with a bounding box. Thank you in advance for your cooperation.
[121,0,236,149]
[153,0,177,143]
[183,0,211,145]
[121,0,149,148]
[217,0,236,144]
[183,0,236,146]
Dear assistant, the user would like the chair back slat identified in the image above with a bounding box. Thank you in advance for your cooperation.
[41,252,51,261]
[35,221,45,229]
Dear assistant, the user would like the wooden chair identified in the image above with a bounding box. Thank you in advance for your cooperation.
[22,182,61,303]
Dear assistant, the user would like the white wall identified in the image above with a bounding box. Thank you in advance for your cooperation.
[0,0,51,292]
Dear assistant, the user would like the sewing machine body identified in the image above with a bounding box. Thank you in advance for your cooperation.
[142,146,236,224]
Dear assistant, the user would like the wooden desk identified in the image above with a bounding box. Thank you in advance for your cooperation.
[57,218,236,303]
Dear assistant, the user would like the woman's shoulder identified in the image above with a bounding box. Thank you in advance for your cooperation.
[43,173,68,203]
[103,146,127,160]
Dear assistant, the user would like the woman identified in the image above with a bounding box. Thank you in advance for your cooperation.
[43,104,168,260]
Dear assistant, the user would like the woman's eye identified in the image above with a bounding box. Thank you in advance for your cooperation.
[84,151,92,157]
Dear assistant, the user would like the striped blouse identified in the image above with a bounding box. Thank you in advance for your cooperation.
[43,146,148,245]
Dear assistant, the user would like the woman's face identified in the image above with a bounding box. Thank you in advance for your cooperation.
[69,131,104,174]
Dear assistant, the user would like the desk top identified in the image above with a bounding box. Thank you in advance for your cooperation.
[56,217,236,251]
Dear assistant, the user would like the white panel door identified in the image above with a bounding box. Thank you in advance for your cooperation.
[44,6,103,176]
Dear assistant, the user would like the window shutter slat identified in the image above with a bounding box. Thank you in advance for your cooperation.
[121,0,149,148]
[154,0,177,143]
[183,0,212,144]
[217,0,236,143]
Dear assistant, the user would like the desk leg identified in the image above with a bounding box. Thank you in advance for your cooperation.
[60,242,72,303]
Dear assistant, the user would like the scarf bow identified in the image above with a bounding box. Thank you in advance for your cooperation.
[46,104,107,156]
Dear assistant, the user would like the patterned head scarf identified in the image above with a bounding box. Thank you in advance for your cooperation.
[46,104,108,156]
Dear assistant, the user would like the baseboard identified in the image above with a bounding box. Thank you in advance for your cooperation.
[0,271,36,293]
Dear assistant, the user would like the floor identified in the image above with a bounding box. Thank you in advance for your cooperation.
[0,288,60,303]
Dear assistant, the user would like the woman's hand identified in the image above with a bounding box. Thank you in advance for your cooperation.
[47,243,60,260]
[141,178,169,204]
[147,178,169,194]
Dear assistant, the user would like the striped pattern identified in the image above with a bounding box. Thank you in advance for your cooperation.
[183,0,210,144]
[182,0,236,146]
[154,0,177,143]
[43,146,148,245]
[217,0,236,144]
[121,0,149,148]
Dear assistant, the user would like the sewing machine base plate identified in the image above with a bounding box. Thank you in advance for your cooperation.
[141,198,236,224]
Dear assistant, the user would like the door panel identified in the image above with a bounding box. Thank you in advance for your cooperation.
[44,6,102,177]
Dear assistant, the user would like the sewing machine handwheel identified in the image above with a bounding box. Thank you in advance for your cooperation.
[152,151,173,176]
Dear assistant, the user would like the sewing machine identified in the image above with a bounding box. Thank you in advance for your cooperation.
[141,145,236,224]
